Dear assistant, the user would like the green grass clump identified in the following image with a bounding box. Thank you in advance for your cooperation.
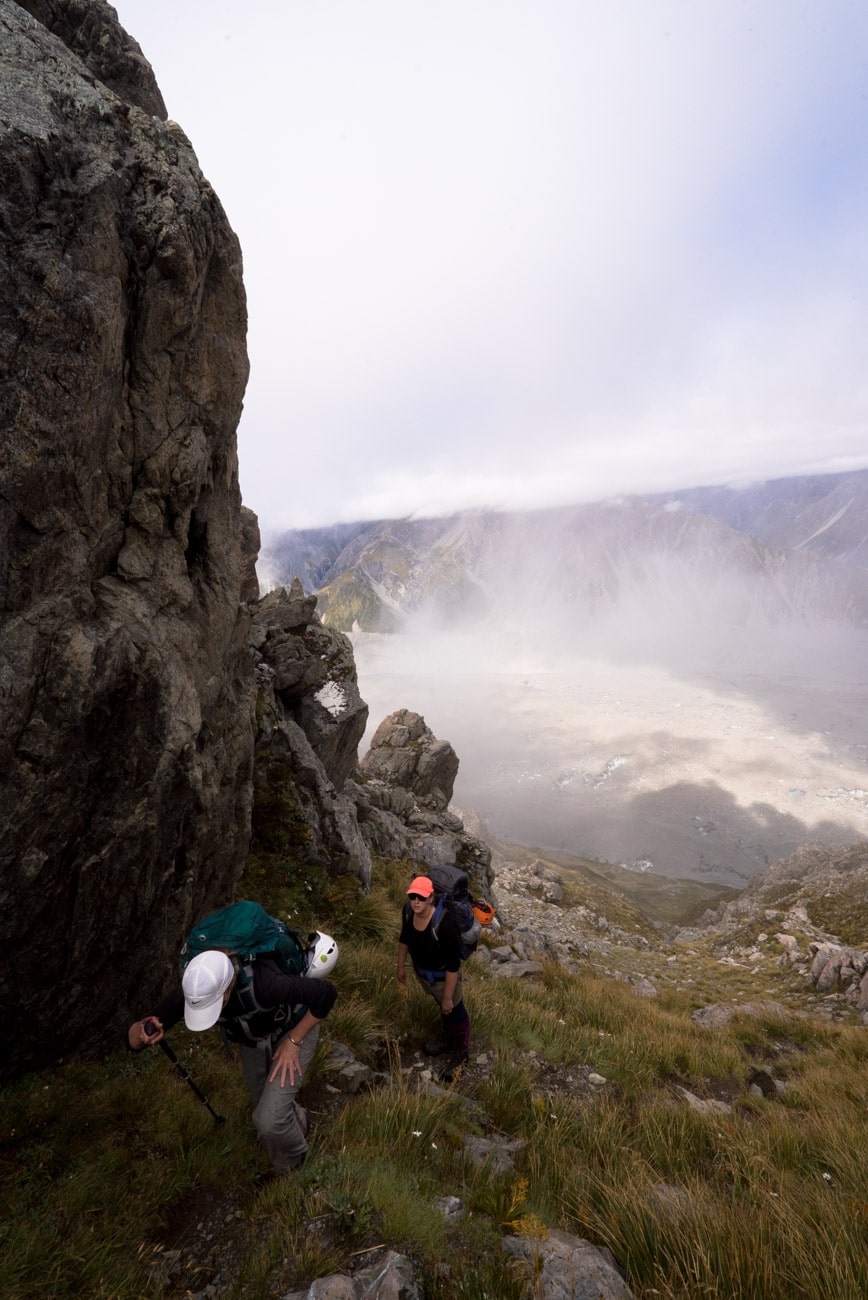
[475,1051,537,1132]
[803,883,868,946]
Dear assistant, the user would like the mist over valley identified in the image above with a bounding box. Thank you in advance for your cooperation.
[265,474,868,889]
[352,624,866,888]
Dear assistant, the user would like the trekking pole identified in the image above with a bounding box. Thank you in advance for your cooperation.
[145,1021,226,1125]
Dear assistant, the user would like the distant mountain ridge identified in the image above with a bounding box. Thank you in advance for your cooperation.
[655,470,868,567]
[262,471,868,633]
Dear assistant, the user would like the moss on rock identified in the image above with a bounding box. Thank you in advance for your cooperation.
[251,762,312,854]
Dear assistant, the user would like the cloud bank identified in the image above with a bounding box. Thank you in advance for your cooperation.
[113,0,868,529]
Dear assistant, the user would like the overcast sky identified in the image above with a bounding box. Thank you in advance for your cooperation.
[112,1,868,534]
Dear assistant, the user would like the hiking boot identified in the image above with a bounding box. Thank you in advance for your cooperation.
[422,1036,450,1056]
[439,1050,468,1083]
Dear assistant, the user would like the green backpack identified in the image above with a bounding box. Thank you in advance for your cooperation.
[181,900,309,977]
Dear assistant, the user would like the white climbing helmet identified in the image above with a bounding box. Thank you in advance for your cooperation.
[306,931,339,978]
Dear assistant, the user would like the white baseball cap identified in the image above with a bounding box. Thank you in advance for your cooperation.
[182,951,235,1031]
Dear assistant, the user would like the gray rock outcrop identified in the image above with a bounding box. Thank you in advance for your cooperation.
[463,1134,527,1174]
[808,942,868,1018]
[0,0,492,1095]
[1,0,253,1075]
[360,708,459,807]
[323,1041,378,1094]
[13,0,168,115]
[354,710,491,888]
[250,580,371,885]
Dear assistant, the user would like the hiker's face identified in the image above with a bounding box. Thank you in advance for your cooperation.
[408,893,433,913]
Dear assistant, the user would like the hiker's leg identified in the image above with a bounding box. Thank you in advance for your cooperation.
[434,991,470,1082]
[414,974,448,1052]
[443,999,471,1051]
[419,970,464,1015]
[238,1041,268,1105]
[249,1026,319,1172]
[419,973,468,1052]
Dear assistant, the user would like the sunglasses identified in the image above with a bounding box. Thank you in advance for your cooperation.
[407,893,429,902]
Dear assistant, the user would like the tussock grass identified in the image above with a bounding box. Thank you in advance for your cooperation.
[475,1051,537,1132]
[565,1162,868,1300]
[473,964,746,1093]
[333,941,436,1044]
[0,1032,253,1298]
[516,1051,868,1299]
[3,856,868,1298]
[292,1075,471,1263]
[323,990,383,1065]
[324,1068,465,1158]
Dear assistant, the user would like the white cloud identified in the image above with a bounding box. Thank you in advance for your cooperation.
[112,0,868,530]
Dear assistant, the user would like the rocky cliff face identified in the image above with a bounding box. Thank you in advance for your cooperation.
[0,0,254,1076]
[246,614,493,895]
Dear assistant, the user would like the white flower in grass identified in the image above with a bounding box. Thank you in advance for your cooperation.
[411,1130,422,1137]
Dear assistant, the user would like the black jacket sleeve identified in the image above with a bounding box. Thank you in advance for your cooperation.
[251,962,338,1019]
[130,960,337,1051]
[125,984,184,1050]
[151,985,184,1031]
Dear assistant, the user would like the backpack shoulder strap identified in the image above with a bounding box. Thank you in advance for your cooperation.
[233,961,258,1016]
[430,897,446,941]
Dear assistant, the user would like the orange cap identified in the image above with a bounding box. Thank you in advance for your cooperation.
[407,875,434,897]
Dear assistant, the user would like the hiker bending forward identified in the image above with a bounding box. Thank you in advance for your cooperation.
[128,951,336,1172]
[396,875,471,1075]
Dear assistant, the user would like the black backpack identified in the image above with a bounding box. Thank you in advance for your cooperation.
[424,864,494,960]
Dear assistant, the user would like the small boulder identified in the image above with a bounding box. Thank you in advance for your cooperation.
[503,1229,634,1299]
[280,1250,419,1300]
[323,1042,376,1094]
[463,1135,527,1175]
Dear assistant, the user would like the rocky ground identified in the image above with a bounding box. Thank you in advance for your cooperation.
[487,840,868,1025]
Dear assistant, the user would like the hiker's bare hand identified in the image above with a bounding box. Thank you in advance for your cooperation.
[441,996,454,1014]
[129,1017,163,1049]
[396,965,406,984]
[270,1038,301,1088]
